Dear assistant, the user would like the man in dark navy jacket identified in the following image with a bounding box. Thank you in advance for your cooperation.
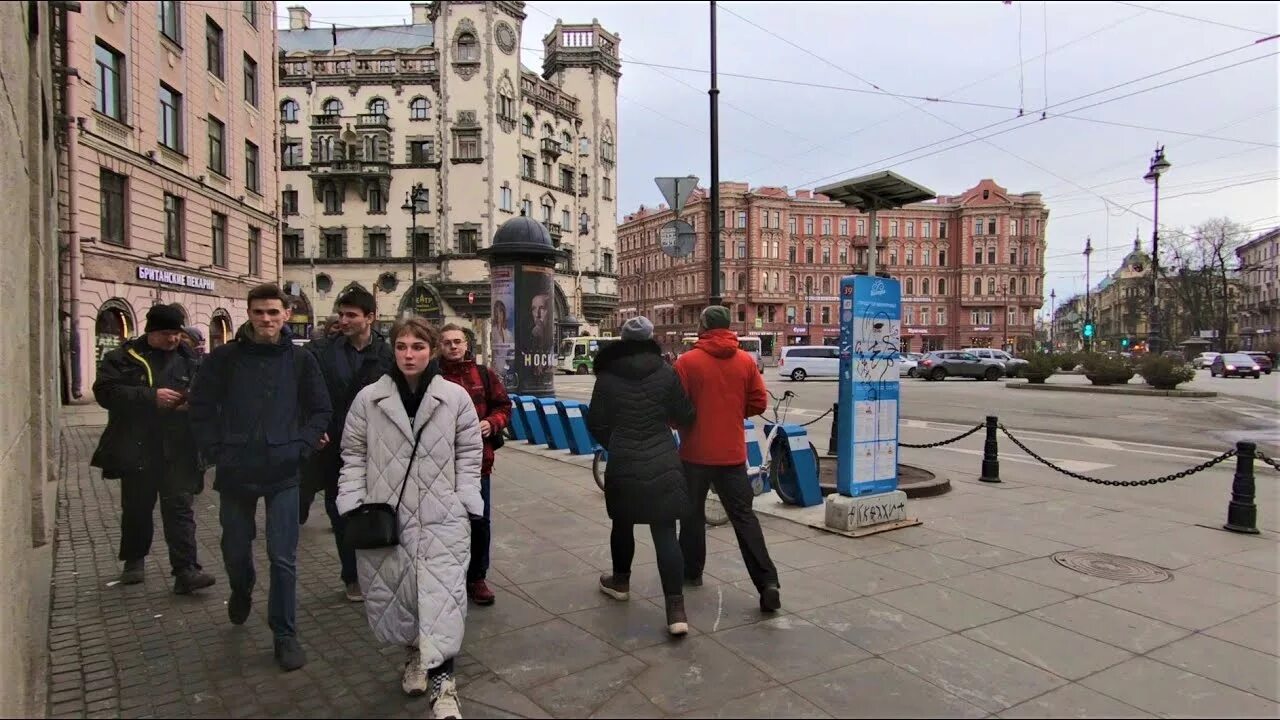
[190,283,331,672]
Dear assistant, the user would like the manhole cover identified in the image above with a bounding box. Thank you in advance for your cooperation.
[1052,551,1172,583]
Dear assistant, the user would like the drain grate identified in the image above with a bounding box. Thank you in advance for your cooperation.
[1051,551,1172,583]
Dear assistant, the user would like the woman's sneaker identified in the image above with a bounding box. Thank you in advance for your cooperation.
[431,675,462,719]
[665,594,689,636]
[598,573,630,601]
[401,648,428,697]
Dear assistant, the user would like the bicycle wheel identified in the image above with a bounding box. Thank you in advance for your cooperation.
[771,440,819,506]
[591,448,607,491]
[704,488,730,526]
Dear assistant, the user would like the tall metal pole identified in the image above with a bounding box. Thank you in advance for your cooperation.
[1049,288,1056,350]
[1002,282,1009,352]
[708,0,722,307]
[1084,236,1093,353]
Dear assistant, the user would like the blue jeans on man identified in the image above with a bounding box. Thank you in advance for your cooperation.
[219,483,300,640]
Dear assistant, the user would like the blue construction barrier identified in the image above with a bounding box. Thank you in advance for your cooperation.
[519,396,549,446]
[537,398,572,450]
[508,394,531,441]
[767,424,823,507]
[557,400,595,455]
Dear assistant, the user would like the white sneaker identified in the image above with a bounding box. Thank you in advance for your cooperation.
[401,649,428,697]
[432,676,462,719]
[344,582,364,603]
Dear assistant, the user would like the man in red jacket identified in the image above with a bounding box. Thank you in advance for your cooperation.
[438,323,513,606]
[674,306,781,612]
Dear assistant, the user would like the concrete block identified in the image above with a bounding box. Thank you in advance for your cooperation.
[825,491,908,532]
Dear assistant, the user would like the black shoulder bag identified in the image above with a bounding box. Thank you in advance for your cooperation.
[344,422,428,550]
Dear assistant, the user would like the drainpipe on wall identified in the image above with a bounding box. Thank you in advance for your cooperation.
[61,5,84,399]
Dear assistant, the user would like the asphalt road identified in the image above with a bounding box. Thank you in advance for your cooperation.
[550,369,1279,455]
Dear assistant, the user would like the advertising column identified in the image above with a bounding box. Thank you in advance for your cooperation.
[836,275,901,496]
[515,265,556,396]
[490,267,516,389]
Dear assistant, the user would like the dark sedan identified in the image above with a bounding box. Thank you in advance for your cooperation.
[1245,352,1273,375]
[1210,353,1263,379]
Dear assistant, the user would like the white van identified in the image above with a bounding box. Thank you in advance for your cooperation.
[777,345,839,381]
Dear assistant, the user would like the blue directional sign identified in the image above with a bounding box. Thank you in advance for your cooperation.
[836,275,901,496]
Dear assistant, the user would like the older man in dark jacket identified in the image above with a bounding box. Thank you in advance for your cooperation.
[190,284,331,672]
[587,316,696,637]
[92,303,216,595]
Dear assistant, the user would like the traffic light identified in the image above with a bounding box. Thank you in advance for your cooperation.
[1083,323,1095,339]
[1121,337,1129,348]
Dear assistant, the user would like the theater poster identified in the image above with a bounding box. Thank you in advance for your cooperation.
[489,267,516,388]
[515,265,556,396]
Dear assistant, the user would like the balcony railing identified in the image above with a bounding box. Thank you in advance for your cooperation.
[308,159,391,177]
[310,114,341,127]
[544,223,563,243]
[541,138,562,157]
[357,113,389,129]
[280,54,438,82]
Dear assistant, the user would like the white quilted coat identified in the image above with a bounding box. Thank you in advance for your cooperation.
[336,374,484,671]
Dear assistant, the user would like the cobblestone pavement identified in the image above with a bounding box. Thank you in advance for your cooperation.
[48,426,1279,718]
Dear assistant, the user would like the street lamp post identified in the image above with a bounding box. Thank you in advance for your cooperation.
[401,183,429,317]
[1049,288,1057,350]
[1144,145,1171,354]
[1001,281,1010,352]
[1084,236,1093,353]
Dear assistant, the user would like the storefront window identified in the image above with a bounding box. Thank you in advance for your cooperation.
[209,312,232,349]
[94,302,134,362]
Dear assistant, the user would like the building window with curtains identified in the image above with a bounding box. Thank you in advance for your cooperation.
[164,194,184,258]
[248,226,260,276]
[95,40,125,121]
[245,141,259,193]
[100,169,127,246]
[211,212,227,268]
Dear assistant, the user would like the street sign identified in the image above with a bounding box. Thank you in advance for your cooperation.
[654,175,699,215]
[658,220,697,258]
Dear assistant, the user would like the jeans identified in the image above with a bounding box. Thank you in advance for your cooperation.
[611,522,684,597]
[680,462,779,591]
[323,483,358,585]
[219,484,300,639]
[118,473,199,575]
[468,475,492,582]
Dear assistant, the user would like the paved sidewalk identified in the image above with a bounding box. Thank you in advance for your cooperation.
[49,426,1278,718]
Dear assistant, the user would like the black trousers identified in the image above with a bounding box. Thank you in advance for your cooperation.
[679,462,779,591]
[118,473,199,575]
[610,522,683,597]
[468,475,492,582]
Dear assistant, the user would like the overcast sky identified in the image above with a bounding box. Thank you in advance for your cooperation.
[282,1,1278,309]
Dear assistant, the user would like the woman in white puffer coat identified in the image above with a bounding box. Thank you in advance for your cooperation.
[337,317,484,718]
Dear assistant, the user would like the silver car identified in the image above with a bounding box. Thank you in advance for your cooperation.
[963,348,1030,377]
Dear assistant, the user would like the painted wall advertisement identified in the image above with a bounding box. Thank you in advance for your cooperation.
[836,275,901,496]
[514,264,556,396]
[490,267,516,389]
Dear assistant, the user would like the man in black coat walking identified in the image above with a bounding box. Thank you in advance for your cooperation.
[91,303,216,595]
[587,316,696,636]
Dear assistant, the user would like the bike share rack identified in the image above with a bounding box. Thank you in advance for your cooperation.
[763,423,824,507]
[535,398,572,451]
[744,419,770,494]
[556,400,596,455]
[508,394,532,441]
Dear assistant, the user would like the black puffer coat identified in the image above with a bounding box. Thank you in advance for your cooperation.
[587,339,696,524]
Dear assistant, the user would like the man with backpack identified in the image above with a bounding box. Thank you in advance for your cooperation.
[189,283,331,672]
[437,323,512,606]
[302,287,393,601]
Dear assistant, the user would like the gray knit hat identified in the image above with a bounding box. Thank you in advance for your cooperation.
[699,305,732,331]
[620,316,654,341]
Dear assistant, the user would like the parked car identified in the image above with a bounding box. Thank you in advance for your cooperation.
[963,348,1030,377]
[1210,353,1262,379]
[899,352,922,378]
[1192,352,1220,369]
[777,345,839,381]
[1244,351,1273,375]
[918,351,1005,382]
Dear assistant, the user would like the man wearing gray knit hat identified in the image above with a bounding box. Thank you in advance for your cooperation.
[673,305,780,612]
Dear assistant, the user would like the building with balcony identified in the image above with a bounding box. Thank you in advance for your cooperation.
[278,1,620,352]
[615,179,1048,356]
[60,0,280,395]
[1237,227,1280,352]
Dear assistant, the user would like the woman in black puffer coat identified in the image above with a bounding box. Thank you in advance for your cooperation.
[587,316,696,636]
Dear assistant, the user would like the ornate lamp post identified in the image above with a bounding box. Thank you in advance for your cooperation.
[1144,145,1171,353]
[400,182,429,317]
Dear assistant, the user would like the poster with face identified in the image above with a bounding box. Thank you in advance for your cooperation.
[489,267,516,388]
[515,264,556,395]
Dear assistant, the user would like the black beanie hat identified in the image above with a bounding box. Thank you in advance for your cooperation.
[145,304,185,333]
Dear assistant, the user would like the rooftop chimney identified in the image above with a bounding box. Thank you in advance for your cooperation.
[287,6,311,30]
[411,3,431,25]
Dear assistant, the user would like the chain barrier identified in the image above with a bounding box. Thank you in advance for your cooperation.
[1257,451,1279,472]
[998,424,1237,486]
[900,422,985,449]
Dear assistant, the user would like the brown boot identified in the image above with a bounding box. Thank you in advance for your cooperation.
[599,572,630,601]
[665,594,689,636]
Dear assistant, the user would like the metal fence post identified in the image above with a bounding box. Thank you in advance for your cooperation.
[980,415,1001,483]
[1224,441,1259,535]
[827,402,839,457]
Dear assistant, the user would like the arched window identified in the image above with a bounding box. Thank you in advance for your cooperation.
[542,123,555,138]
[821,276,832,294]
[578,212,589,234]
[973,278,982,296]
[737,273,747,292]
[773,272,780,291]
[367,97,388,116]
[279,99,298,123]
[788,275,797,293]
[905,278,914,295]
[1021,276,1028,295]
[410,97,431,120]
[922,278,931,295]
[987,277,996,295]
[937,278,947,295]
[456,32,479,62]
[322,98,342,115]
[522,115,534,137]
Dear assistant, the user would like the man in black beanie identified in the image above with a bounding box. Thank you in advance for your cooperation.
[91,303,216,594]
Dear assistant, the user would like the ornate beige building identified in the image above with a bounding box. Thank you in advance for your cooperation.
[278,1,620,352]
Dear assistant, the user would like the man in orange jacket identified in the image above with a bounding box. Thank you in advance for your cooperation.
[673,305,781,612]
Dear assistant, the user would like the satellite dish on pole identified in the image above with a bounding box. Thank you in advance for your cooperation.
[659,220,697,258]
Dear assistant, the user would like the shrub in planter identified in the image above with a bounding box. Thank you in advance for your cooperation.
[1022,354,1058,384]
[1056,352,1079,371]
[1139,355,1196,390]
[1082,353,1135,386]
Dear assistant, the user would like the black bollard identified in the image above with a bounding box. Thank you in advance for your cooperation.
[827,402,839,457]
[979,415,1001,483]
[1224,441,1260,535]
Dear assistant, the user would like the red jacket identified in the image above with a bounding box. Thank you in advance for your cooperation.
[673,330,768,466]
[439,357,512,476]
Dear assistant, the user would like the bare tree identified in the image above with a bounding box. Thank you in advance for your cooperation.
[1162,218,1248,352]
